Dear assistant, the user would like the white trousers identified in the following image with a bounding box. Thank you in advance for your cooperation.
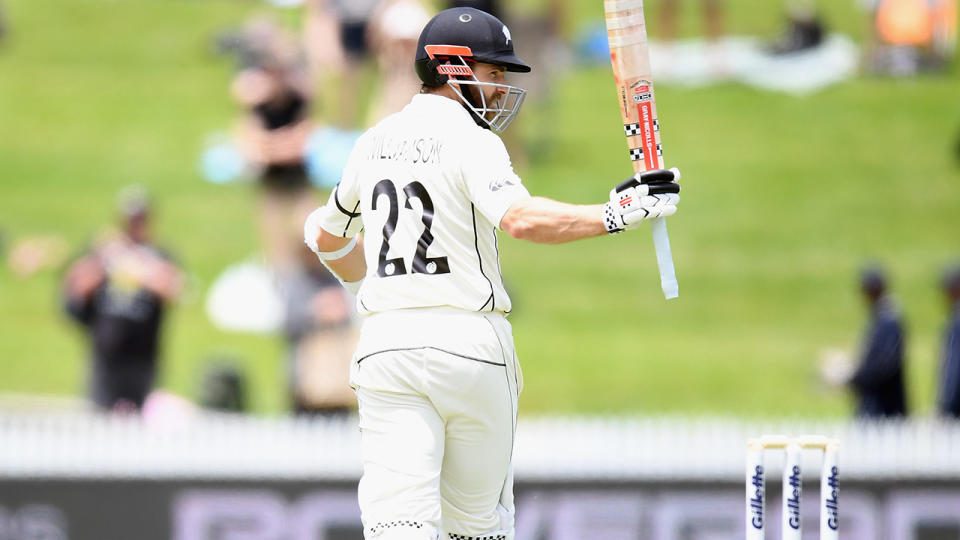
[350,308,522,540]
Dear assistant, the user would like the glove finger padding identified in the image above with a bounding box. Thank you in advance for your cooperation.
[637,167,681,185]
[646,182,681,195]
[621,193,679,226]
[614,167,681,192]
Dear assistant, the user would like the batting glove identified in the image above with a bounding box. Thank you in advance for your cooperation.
[603,167,681,234]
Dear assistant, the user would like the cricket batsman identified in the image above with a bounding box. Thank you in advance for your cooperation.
[303,7,681,539]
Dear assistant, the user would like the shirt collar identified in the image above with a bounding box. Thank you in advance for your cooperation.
[410,92,474,124]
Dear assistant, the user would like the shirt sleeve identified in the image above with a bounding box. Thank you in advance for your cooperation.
[460,130,531,228]
[64,289,95,326]
[315,136,366,238]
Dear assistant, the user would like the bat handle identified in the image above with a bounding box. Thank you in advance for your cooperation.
[650,217,678,299]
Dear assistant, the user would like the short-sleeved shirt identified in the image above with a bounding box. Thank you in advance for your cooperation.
[316,93,530,316]
[65,244,175,364]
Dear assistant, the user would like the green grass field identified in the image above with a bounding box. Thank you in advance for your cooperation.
[1,0,958,416]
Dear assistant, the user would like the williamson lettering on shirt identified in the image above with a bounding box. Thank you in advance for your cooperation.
[366,135,443,165]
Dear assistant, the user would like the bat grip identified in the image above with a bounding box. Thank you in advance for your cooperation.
[650,217,678,299]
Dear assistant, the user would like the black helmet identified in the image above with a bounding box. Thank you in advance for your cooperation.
[415,7,530,86]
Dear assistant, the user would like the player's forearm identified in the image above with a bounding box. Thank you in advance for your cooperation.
[325,246,366,282]
[316,232,366,282]
[500,197,606,244]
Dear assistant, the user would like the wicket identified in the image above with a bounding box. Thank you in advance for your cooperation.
[745,435,839,540]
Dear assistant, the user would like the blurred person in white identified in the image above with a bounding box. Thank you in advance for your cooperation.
[303,7,680,538]
[279,245,357,416]
[936,264,960,418]
[230,16,318,271]
[365,0,432,125]
[860,0,957,75]
[62,187,183,412]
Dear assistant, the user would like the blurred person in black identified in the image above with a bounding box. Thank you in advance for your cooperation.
[936,264,960,418]
[62,187,183,412]
[847,265,909,418]
[199,361,248,413]
[767,3,825,55]
[227,17,318,270]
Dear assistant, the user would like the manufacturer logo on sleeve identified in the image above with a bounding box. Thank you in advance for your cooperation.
[489,177,516,191]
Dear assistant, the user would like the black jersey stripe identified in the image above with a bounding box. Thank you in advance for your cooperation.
[333,184,362,237]
[481,315,518,476]
[334,184,361,218]
[492,225,505,295]
[356,346,507,367]
[342,200,360,237]
[471,204,496,312]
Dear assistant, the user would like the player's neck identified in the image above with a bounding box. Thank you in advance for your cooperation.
[421,84,459,102]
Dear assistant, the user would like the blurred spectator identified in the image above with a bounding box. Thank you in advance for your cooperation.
[955,123,960,164]
[446,0,503,19]
[848,265,909,418]
[860,0,957,75]
[660,0,725,43]
[504,0,570,164]
[767,4,826,55]
[7,234,68,278]
[278,246,356,416]
[936,264,960,418]
[442,0,569,166]
[320,0,382,127]
[365,0,431,124]
[62,187,183,412]
[224,16,319,270]
[332,0,380,62]
[199,361,248,413]
[304,0,346,83]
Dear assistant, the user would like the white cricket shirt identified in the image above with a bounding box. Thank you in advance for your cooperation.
[316,93,531,315]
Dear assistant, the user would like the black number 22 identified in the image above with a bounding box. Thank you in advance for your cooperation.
[371,179,450,277]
